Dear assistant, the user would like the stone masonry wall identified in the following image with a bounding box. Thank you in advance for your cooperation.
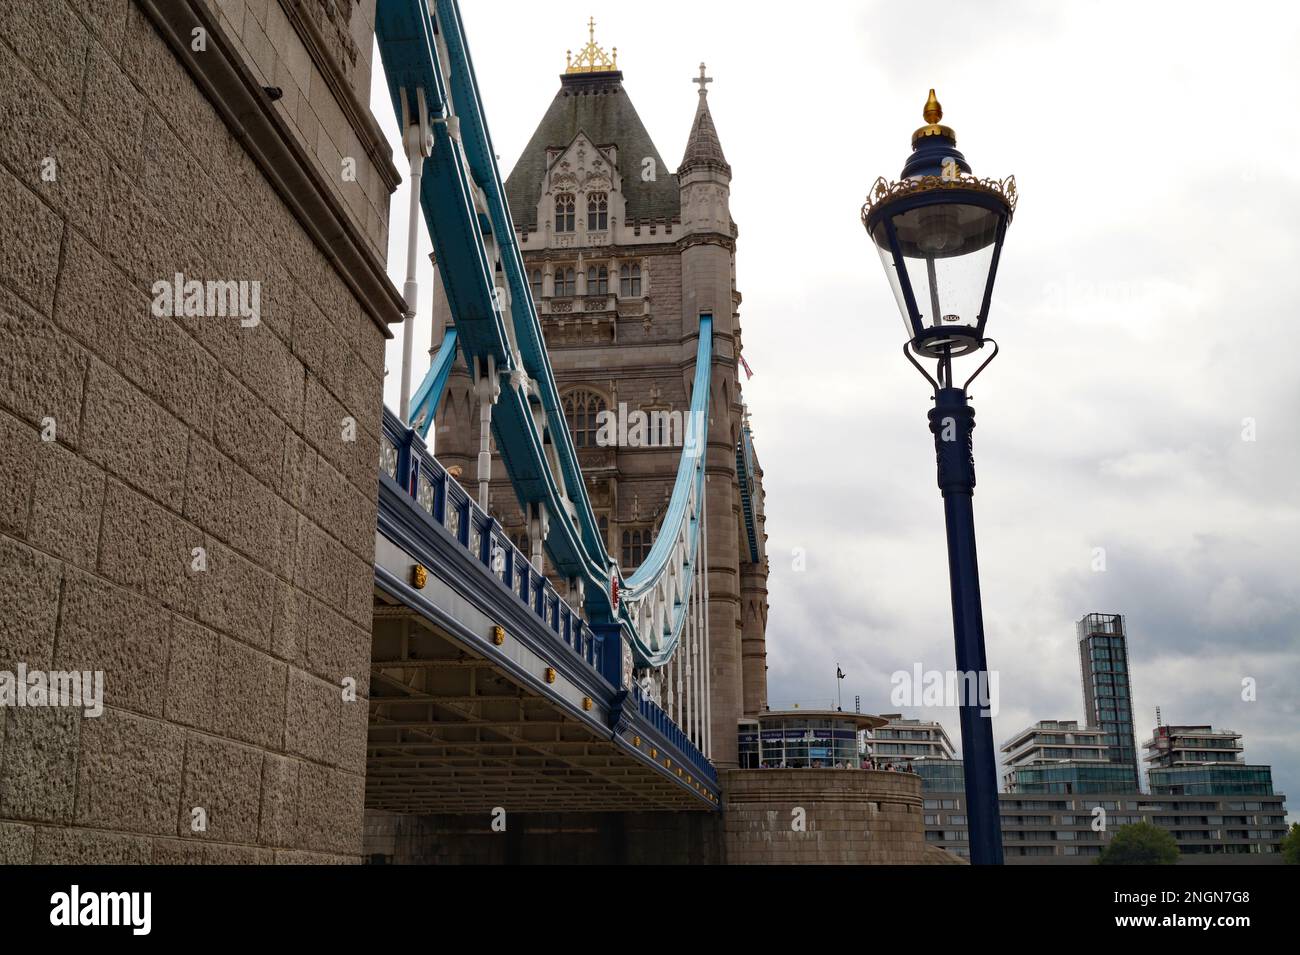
[363,809,724,865]
[364,773,963,866]
[722,769,966,864]
[0,0,391,863]
[201,0,394,260]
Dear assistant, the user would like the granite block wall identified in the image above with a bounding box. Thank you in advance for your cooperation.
[0,0,395,863]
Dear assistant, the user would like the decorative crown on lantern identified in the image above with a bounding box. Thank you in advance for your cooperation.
[565,16,618,73]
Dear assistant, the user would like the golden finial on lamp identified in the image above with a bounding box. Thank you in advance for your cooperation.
[913,87,957,146]
[923,88,942,124]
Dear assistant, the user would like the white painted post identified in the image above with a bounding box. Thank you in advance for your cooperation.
[473,355,499,509]
[399,88,433,424]
[702,483,712,758]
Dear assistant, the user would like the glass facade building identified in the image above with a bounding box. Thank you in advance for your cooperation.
[1001,721,1134,794]
[1149,764,1275,797]
[913,757,965,793]
[914,714,1289,861]
[738,711,882,769]
[1008,762,1143,794]
[1076,613,1140,790]
[917,785,1289,863]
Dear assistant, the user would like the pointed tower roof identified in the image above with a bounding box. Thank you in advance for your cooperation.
[679,63,730,176]
[504,23,680,231]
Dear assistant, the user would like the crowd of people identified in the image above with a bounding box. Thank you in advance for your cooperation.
[755,758,921,772]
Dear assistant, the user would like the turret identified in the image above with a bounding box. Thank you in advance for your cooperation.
[678,63,732,237]
[678,62,736,339]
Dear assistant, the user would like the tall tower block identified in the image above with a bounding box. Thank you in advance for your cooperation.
[1076,612,1141,791]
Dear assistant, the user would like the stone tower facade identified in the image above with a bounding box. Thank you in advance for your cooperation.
[429,42,769,768]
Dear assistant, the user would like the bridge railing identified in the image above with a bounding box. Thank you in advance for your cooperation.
[380,407,604,676]
[631,688,719,788]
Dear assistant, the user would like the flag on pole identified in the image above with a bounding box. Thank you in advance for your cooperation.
[836,666,845,680]
[738,354,754,379]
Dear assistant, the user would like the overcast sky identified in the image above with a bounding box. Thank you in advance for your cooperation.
[372,0,1300,813]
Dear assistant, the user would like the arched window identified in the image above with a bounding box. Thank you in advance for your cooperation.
[529,269,542,299]
[598,514,609,549]
[586,266,608,295]
[554,267,576,297]
[587,192,608,231]
[619,262,642,297]
[621,526,655,569]
[563,389,607,448]
[554,193,575,232]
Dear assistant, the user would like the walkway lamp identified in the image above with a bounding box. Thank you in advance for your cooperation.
[861,89,1017,865]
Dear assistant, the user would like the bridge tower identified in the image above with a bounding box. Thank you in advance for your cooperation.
[676,60,769,756]
[428,25,769,768]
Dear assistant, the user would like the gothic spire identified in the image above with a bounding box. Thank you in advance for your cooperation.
[679,63,730,176]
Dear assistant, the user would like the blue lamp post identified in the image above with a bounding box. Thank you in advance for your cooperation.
[862,90,1017,865]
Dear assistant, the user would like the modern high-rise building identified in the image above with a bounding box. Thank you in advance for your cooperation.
[916,717,1289,862]
[919,788,1289,862]
[1076,612,1140,789]
[1001,720,1137,794]
[866,714,956,762]
[1144,724,1277,797]
[907,616,1290,861]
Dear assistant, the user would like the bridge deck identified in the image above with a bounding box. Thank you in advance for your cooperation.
[370,409,719,813]
[369,603,711,812]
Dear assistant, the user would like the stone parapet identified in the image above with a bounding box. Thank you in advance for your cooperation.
[721,769,965,864]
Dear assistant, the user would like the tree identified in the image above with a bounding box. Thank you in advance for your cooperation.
[1097,821,1179,865]
[1282,822,1300,864]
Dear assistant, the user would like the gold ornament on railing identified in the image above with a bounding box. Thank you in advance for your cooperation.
[565,16,618,74]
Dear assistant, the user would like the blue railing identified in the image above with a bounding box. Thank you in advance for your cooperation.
[736,420,759,564]
[380,407,604,676]
[632,688,719,787]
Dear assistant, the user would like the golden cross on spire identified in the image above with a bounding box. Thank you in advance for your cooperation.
[565,16,618,74]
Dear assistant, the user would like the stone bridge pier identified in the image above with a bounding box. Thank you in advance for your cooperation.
[1,0,399,863]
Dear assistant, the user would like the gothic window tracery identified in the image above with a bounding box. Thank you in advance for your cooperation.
[586,265,609,295]
[555,193,576,232]
[587,192,608,230]
[621,525,656,569]
[619,262,642,297]
[563,389,607,448]
[555,266,576,297]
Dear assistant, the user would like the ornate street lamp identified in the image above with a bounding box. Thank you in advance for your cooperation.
[862,90,1017,865]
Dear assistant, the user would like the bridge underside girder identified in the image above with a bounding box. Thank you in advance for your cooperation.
[368,600,710,813]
